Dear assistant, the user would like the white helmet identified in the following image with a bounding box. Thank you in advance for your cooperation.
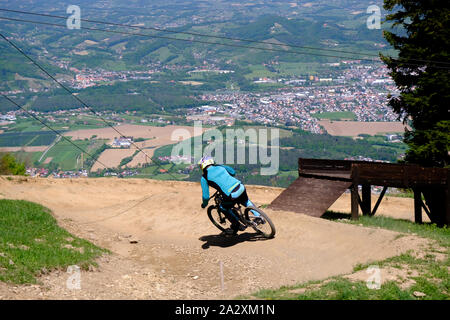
[198,156,215,170]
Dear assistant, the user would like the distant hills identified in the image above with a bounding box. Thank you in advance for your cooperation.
[0,0,395,110]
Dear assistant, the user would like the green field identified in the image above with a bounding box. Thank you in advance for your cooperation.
[277,62,321,76]
[43,138,95,170]
[0,131,57,147]
[244,64,278,80]
[312,111,357,120]
[0,199,106,284]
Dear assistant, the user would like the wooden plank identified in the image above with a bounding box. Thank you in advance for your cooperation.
[269,177,351,217]
[352,163,448,187]
[299,158,354,172]
[299,172,351,182]
[298,158,376,176]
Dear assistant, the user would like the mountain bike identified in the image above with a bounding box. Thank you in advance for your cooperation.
[206,191,276,238]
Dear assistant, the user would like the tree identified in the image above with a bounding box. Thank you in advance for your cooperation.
[0,153,26,175]
[381,0,450,167]
[381,0,450,225]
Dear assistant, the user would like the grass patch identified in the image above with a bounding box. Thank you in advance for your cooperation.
[249,278,417,300]
[44,138,91,170]
[0,200,107,284]
[312,111,357,121]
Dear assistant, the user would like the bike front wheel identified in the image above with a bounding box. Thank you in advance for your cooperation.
[244,206,276,238]
[207,205,232,232]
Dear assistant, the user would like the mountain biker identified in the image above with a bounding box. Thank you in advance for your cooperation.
[198,156,262,235]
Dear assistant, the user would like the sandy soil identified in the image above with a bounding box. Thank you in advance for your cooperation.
[318,120,410,136]
[0,177,430,300]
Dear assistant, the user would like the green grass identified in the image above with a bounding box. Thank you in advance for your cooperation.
[43,138,106,170]
[277,62,321,76]
[277,170,297,178]
[45,139,90,170]
[244,64,277,80]
[0,200,107,284]
[241,212,450,300]
[249,278,418,300]
[4,120,45,133]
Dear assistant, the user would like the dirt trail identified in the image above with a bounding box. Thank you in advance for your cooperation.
[0,177,429,299]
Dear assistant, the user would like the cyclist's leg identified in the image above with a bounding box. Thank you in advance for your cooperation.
[219,197,244,232]
[235,189,261,217]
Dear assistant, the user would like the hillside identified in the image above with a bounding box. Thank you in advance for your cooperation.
[0,176,431,299]
[0,0,393,95]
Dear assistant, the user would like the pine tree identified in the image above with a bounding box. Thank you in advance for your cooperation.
[381,0,449,167]
[381,0,449,225]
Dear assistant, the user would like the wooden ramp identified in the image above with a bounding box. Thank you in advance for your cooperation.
[269,177,351,217]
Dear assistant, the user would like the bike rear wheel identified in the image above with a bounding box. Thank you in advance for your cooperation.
[244,206,276,238]
[207,205,232,232]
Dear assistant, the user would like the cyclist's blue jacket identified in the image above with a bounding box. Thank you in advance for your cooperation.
[201,165,241,205]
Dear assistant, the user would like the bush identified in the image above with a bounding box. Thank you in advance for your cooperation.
[0,154,26,175]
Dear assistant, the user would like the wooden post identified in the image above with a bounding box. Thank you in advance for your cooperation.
[362,184,371,216]
[446,170,450,226]
[414,188,422,224]
[351,184,359,220]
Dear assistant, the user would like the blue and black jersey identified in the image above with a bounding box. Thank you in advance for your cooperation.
[200,165,241,203]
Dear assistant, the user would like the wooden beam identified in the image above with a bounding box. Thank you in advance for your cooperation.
[352,163,448,188]
[414,188,422,224]
[371,186,387,216]
[421,200,432,221]
[362,184,371,216]
[351,184,359,220]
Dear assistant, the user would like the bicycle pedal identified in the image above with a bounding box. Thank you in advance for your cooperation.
[238,224,247,231]
[223,228,235,236]
[253,217,265,225]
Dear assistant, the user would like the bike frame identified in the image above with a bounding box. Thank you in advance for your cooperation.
[210,191,246,224]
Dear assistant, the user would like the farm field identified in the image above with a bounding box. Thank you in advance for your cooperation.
[76,124,209,171]
[127,149,155,168]
[64,124,207,145]
[91,148,137,172]
[0,131,57,147]
[318,120,410,137]
[0,146,48,152]
[313,111,356,121]
[43,139,93,171]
